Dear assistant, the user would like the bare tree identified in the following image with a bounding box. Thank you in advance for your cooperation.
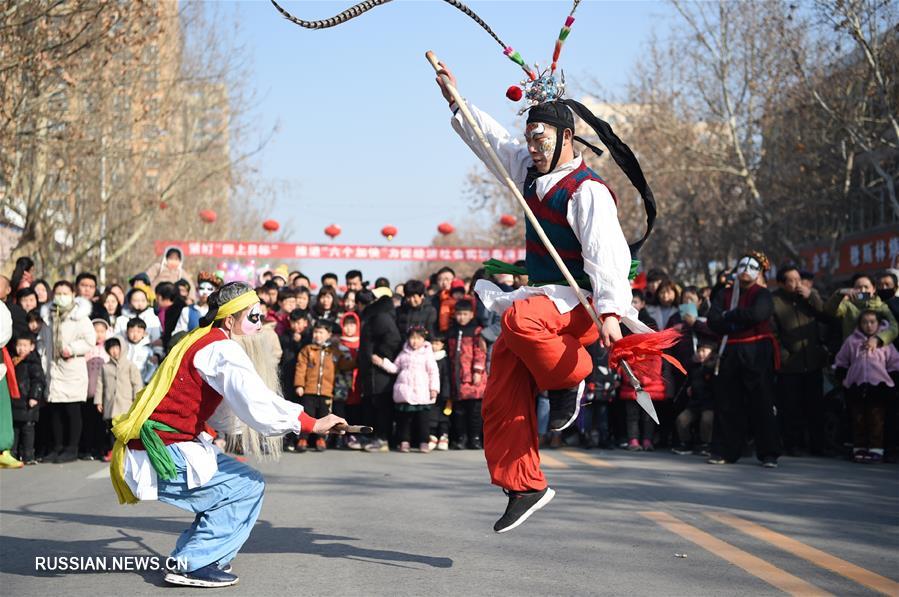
[1,1,278,283]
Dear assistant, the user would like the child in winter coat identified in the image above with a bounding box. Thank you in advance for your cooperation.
[335,312,362,448]
[672,338,717,456]
[428,334,452,451]
[120,317,156,384]
[95,338,143,461]
[11,333,46,464]
[294,320,355,452]
[447,299,487,450]
[834,310,899,463]
[373,326,440,453]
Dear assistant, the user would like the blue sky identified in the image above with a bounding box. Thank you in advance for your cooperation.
[220,0,675,284]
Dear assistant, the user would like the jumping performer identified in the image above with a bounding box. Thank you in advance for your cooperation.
[270,0,669,533]
[109,282,347,587]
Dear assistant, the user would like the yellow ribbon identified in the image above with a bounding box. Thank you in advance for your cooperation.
[110,290,260,504]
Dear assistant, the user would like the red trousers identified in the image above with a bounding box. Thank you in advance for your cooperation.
[483,295,599,492]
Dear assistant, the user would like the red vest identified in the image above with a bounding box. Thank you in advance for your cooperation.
[128,329,228,450]
[722,284,774,340]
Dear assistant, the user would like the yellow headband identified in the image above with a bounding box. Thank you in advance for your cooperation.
[214,290,260,321]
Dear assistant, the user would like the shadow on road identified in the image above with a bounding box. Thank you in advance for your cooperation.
[0,506,453,583]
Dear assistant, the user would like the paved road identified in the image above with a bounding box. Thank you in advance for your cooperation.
[1,448,897,596]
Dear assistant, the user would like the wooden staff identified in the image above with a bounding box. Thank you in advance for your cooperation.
[426,50,659,424]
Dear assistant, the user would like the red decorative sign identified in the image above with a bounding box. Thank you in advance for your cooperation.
[799,227,899,276]
[155,241,525,262]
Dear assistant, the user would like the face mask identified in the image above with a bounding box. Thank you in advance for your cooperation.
[735,257,761,276]
[54,294,73,308]
[877,289,895,302]
[198,283,215,298]
[240,304,263,336]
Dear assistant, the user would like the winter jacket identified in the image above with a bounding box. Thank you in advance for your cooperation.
[266,309,292,337]
[378,341,440,405]
[114,306,162,344]
[431,289,457,333]
[434,349,451,401]
[771,287,829,373]
[645,304,679,330]
[120,335,156,384]
[86,345,109,399]
[46,298,97,403]
[279,330,308,401]
[685,360,715,411]
[447,320,487,400]
[834,327,899,389]
[825,292,898,346]
[337,312,361,404]
[145,246,192,289]
[294,342,355,398]
[396,302,438,338]
[358,296,402,395]
[11,351,46,423]
[95,356,143,420]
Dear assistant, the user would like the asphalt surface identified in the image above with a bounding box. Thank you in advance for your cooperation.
[1,447,897,596]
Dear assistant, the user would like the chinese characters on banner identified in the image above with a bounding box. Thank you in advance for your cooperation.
[799,229,899,275]
[155,241,526,262]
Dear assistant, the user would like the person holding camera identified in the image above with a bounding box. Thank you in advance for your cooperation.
[825,273,898,349]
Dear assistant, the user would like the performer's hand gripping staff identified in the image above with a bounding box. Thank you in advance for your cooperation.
[427,51,677,424]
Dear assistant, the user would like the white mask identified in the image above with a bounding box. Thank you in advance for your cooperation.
[736,257,761,276]
[198,282,215,297]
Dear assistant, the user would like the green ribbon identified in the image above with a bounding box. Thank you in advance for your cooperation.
[139,419,181,481]
[629,259,640,281]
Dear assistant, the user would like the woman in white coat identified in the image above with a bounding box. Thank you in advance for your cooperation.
[45,281,96,463]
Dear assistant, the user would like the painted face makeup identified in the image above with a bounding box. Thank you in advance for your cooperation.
[197,282,215,297]
[525,122,557,172]
[735,257,761,276]
[240,304,263,336]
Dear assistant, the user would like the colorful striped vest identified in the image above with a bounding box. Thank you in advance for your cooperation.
[523,160,614,288]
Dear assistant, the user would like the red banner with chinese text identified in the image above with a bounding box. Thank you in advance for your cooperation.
[799,228,899,276]
[155,241,526,262]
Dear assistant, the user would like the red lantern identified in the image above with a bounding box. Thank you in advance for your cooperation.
[159,201,169,210]
[262,219,279,232]
[381,225,397,241]
[437,222,455,236]
[199,209,217,223]
[499,214,517,228]
[325,224,341,239]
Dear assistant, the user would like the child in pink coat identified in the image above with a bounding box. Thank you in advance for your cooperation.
[373,327,440,453]
[834,310,899,463]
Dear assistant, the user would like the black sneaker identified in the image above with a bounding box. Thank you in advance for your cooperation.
[707,455,728,465]
[671,444,692,456]
[164,562,239,588]
[548,380,585,432]
[493,487,556,533]
[761,457,778,469]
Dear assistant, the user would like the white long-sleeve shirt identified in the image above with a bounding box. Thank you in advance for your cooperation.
[451,101,646,331]
[124,338,306,500]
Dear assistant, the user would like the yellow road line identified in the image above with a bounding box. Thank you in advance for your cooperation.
[559,449,617,469]
[641,511,832,597]
[709,512,899,597]
[539,453,569,469]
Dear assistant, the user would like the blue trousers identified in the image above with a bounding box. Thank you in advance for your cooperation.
[157,446,265,572]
